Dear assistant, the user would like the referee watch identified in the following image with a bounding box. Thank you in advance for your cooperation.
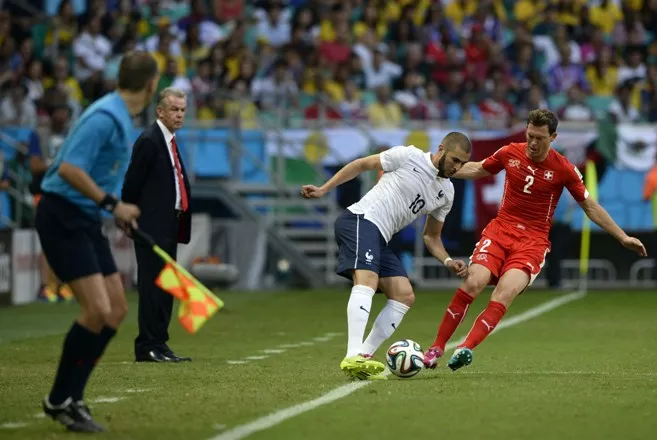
[99,194,119,213]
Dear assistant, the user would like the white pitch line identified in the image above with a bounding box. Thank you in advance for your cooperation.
[227,360,249,365]
[261,349,286,354]
[0,422,30,429]
[209,290,586,440]
[91,396,125,404]
[457,371,657,376]
[312,337,332,342]
[124,388,150,393]
[243,355,269,361]
[277,344,303,349]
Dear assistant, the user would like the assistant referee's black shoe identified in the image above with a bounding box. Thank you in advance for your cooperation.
[42,396,107,432]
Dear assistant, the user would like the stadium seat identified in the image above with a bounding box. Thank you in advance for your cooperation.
[240,130,268,184]
[547,94,567,111]
[0,127,33,161]
[619,170,645,203]
[0,191,12,229]
[191,129,231,178]
[31,22,49,59]
[597,167,621,203]
[586,96,613,118]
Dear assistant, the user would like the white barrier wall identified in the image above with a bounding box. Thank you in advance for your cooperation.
[6,214,212,305]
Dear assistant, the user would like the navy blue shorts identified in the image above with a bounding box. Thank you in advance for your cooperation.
[334,210,407,280]
[35,193,117,283]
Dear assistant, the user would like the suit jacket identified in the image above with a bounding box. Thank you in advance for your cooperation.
[122,122,192,245]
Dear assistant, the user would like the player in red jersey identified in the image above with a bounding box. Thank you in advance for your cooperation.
[424,109,647,371]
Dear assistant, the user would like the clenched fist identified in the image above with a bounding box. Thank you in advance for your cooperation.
[446,259,468,278]
[300,185,327,199]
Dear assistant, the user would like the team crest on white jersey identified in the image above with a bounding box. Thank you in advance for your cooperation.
[508,159,520,169]
[544,170,554,181]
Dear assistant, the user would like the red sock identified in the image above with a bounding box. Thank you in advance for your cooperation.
[459,301,507,350]
[432,289,475,351]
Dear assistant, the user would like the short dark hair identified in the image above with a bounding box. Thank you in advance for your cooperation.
[527,109,559,135]
[442,131,471,154]
[117,51,159,92]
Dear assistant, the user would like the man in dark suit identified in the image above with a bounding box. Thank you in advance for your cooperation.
[122,87,192,363]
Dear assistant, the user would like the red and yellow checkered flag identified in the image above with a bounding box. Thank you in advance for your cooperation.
[131,227,225,334]
[155,263,224,334]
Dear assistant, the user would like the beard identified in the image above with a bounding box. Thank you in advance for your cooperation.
[437,154,448,177]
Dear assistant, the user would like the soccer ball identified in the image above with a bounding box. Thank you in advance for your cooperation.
[386,339,425,378]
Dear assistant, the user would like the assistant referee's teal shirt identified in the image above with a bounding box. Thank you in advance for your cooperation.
[41,92,134,218]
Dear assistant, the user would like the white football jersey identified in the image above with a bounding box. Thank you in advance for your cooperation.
[348,145,455,242]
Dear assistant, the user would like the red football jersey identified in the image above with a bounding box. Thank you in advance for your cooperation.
[482,142,589,237]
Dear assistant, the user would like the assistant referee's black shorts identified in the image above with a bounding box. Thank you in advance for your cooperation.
[35,192,118,283]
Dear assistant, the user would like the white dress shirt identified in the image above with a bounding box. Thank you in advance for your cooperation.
[156,119,182,210]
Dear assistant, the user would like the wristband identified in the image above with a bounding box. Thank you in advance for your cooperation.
[98,194,118,213]
[443,257,453,265]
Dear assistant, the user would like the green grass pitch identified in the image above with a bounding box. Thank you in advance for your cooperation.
[0,289,656,439]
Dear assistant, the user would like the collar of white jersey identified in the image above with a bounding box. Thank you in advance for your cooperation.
[424,152,444,180]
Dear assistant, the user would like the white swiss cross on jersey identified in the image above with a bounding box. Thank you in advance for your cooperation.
[348,145,454,242]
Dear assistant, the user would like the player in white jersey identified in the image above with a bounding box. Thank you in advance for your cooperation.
[301,132,472,380]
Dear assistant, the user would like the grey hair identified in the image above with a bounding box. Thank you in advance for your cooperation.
[157,87,186,108]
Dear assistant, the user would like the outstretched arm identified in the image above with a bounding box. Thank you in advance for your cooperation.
[300,154,383,198]
[452,160,492,180]
[579,198,647,256]
[423,216,468,278]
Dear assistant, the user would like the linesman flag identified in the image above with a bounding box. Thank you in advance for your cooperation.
[132,228,225,334]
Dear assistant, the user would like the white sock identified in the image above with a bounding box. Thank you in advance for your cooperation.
[345,285,376,358]
[361,299,410,356]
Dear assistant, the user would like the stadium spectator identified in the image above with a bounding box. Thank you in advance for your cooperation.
[251,59,299,110]
[0,79,37,128]
[368,84,402,127]
[72,14,111,99]
[608,82,641,123]
[256,0,291,48]
[364,44,402,90]
[1,0,657,152]
[590,0,624,36]
[338,79,366,120]
[547,45,589,94]
[479,82,515,127]
[586,46,618,97]
[559,85,595,122]
[24,59,45,103]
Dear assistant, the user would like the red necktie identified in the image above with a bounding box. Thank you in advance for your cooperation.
[171,136,188,212]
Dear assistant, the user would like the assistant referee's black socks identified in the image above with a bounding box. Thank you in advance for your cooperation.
[48,322,98,406]
[70,326,117,402]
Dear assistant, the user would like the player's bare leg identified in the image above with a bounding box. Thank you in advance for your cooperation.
[361,276,414,357]
[340,270,386,380]
[424,264,492,368]
[448,269,529,371]
[43,274,111,432]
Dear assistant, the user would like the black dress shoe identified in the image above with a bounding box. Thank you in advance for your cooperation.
[164,350,192,362]
[135,350,174,363]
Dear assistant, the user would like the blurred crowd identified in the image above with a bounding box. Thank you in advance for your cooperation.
[0,0,657,136]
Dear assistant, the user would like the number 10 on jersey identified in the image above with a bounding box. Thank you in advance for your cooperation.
[409,193,425,214]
